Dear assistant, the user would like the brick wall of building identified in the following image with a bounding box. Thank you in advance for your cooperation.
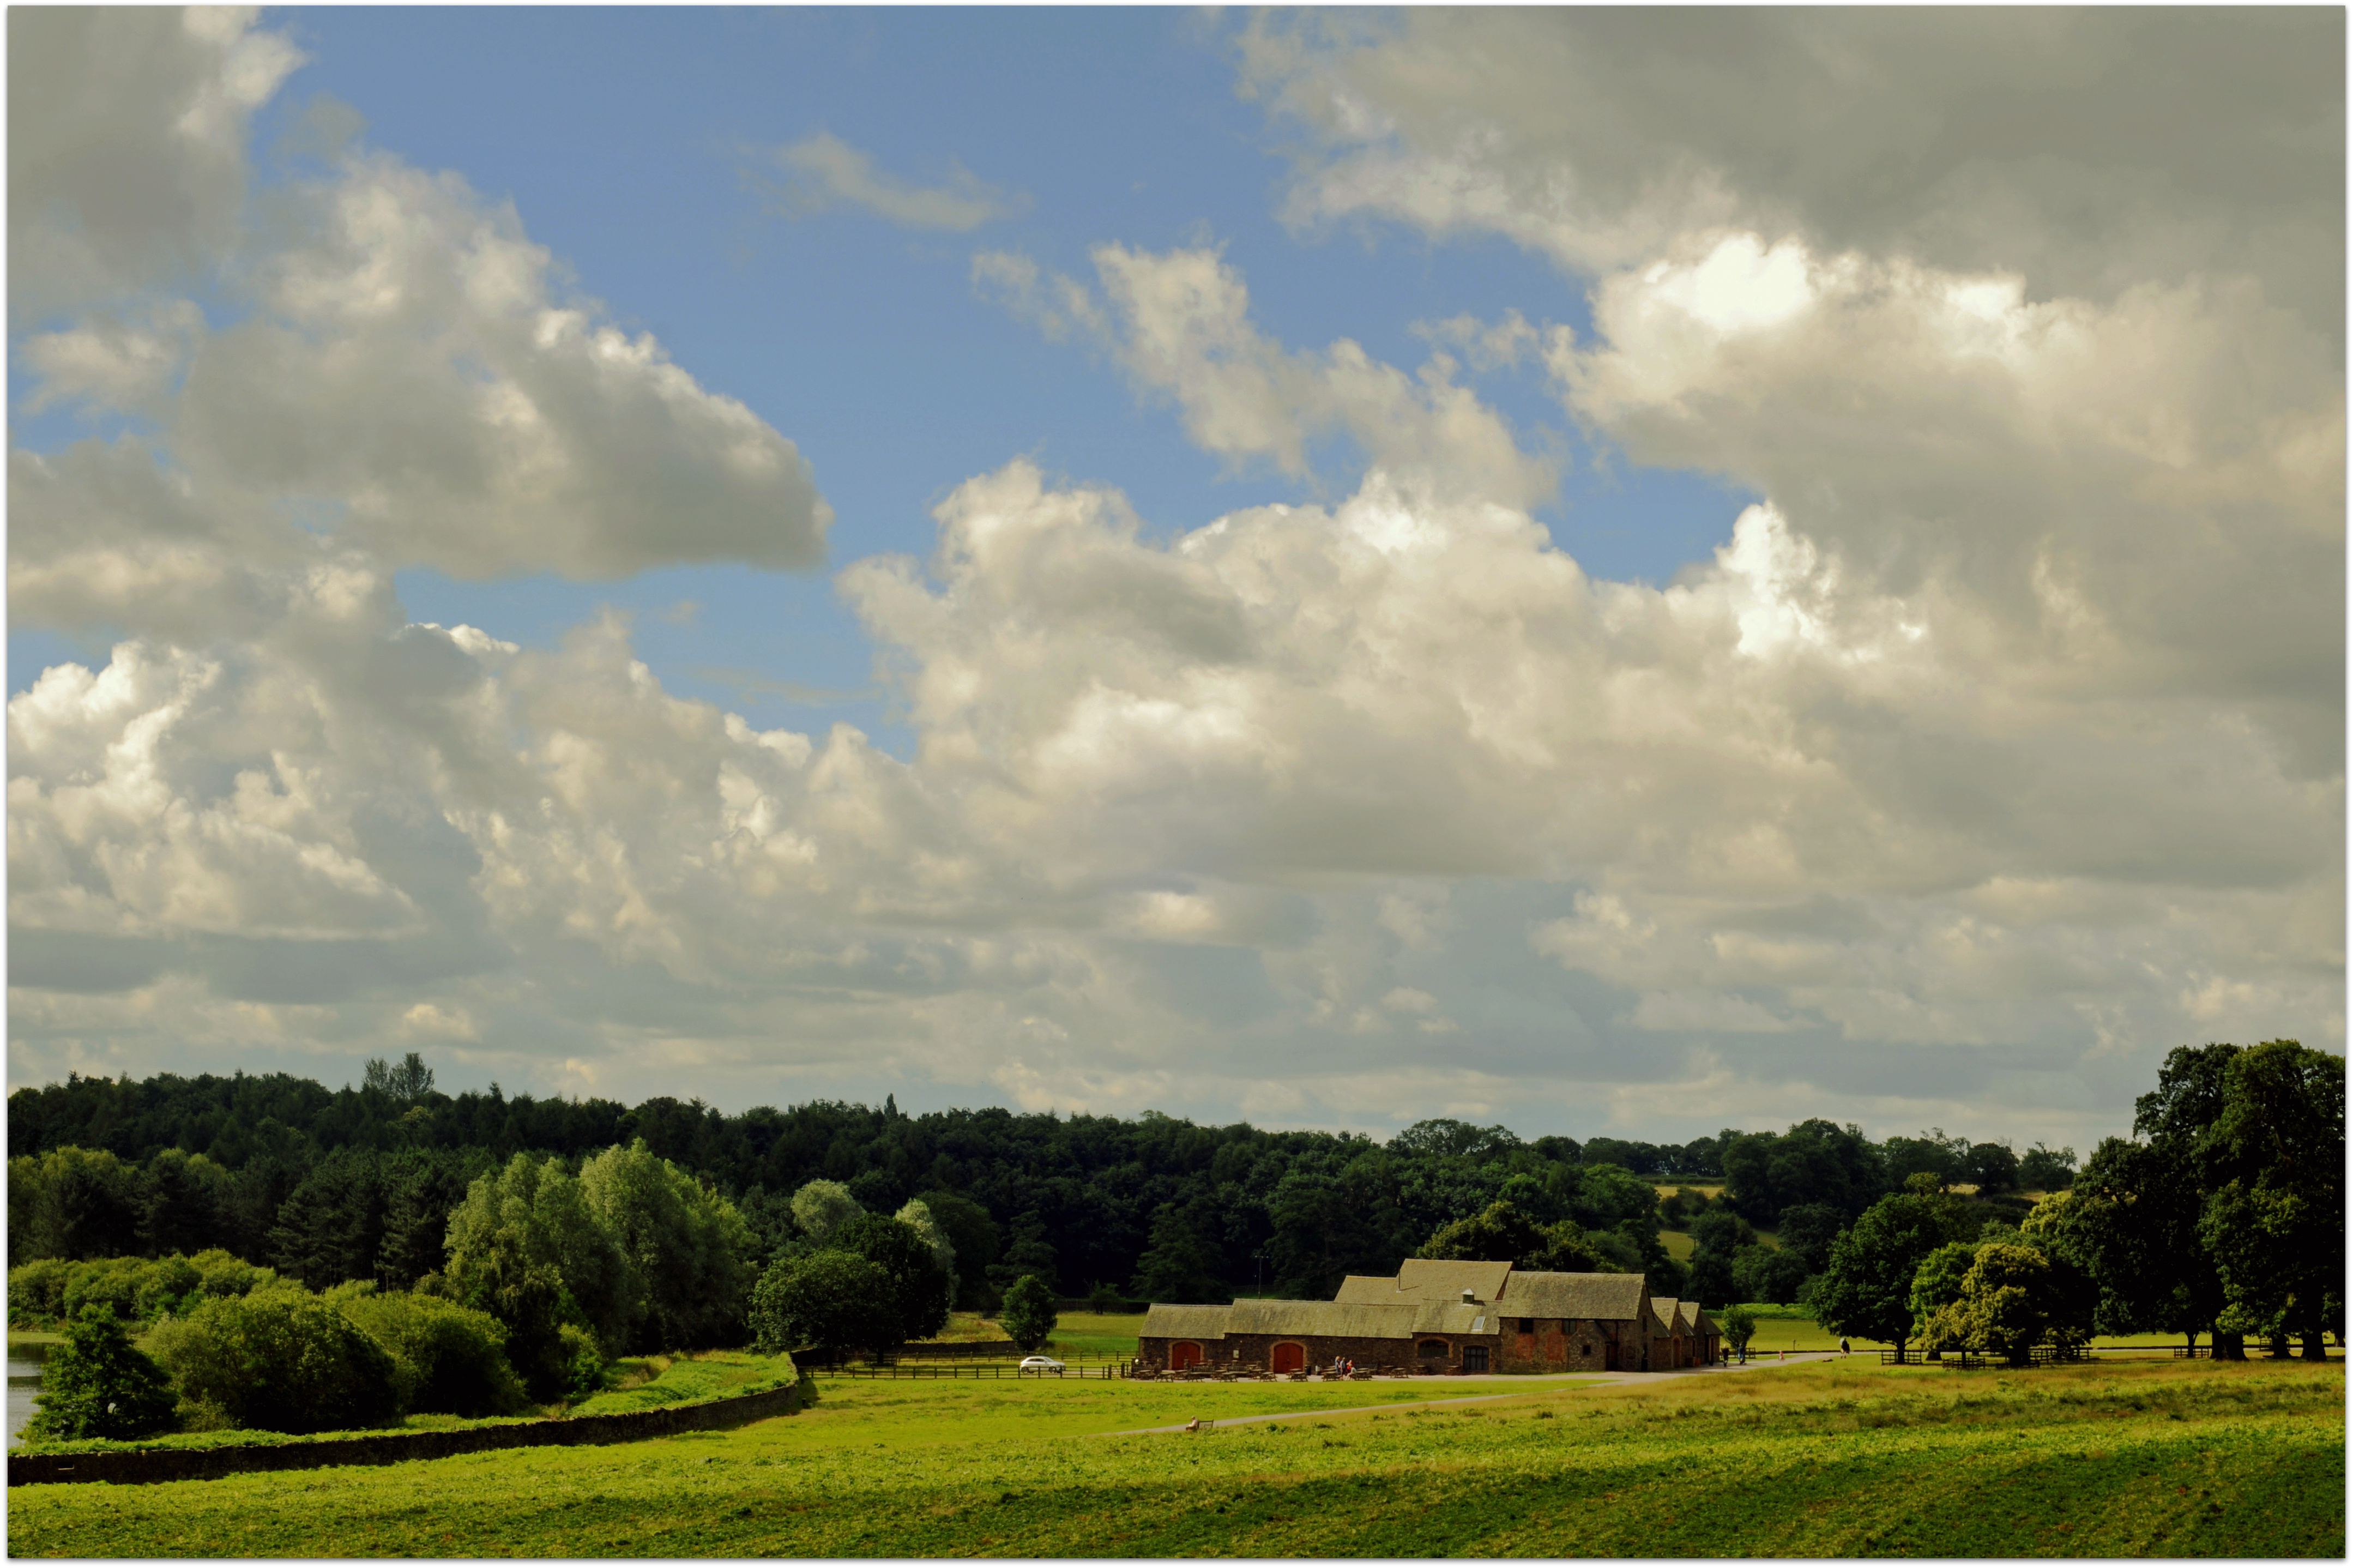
[1495,1316,1635,1373]
[1139,1333,1511,1373]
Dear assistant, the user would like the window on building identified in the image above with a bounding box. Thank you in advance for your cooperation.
[1464,1345,1491,1372]
[1417,1340,1449,1358]
[1519,1318,1535,1333]
[1581,1343,1592,1356]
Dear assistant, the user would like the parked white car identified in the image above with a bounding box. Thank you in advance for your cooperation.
[1018,1355,1066,1376]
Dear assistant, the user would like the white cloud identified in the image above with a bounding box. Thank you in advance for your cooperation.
[1236,10,2344,337]
[9,8,304,317]
[976,243,1558,510]
[11,14,832,602]
[756,131,1025,231]
[5,9,2338,1153]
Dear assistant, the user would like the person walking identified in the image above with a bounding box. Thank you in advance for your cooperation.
[1840,1337,1851,1356]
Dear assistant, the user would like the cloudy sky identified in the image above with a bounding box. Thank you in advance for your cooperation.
[8,8,2343,1151]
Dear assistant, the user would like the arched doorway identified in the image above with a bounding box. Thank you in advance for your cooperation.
[1171,1341,1203,1371]
[1271,1341,1305,1373]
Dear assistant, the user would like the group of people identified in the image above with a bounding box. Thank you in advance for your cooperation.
[1330,1356,1358,1377]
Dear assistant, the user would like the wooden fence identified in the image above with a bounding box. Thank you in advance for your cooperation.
[817,1361,1126,1380]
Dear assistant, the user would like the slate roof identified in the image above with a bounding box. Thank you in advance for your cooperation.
[1390,1259,1515,1302]
[1494,1270,1649,1322]
[1139,1304,1236,1342]
[1408,1301,1503,1335]
[1224,1299,1421,1340]
[1653,1298,1688,1335]
[1333,1275,1407,1304]
[1690,1306,1720,1336]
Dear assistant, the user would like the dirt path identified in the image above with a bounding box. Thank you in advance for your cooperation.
[1094,1352,1844,1436]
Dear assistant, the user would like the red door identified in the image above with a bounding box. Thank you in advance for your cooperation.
[1271,1342,1305,1373]
[1172,1341,1203,1370]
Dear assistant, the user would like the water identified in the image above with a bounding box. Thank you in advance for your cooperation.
[8,1342,48,1444]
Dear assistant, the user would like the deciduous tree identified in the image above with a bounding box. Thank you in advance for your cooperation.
[1809,1190,1976,1356]
[999,1273,1058,1353]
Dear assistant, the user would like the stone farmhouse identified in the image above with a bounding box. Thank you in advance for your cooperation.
[1138,1258,1721,1376]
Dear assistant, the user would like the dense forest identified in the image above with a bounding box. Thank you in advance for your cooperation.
[11,1054,2078,1306]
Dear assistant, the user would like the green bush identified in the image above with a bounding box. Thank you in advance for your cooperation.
[23,1304,180,1442]
[61,1256,147,1323]
[9,1257,73,1325]
[135,1255,202,1320]
[146,1289,401,1434]
[10,1252,278,1331]
[558,1324,606,1400]
[334,1291,528,1418]
[189,1249,278,1299]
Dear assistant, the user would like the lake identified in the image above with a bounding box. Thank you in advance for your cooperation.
[8,1341,48,1443]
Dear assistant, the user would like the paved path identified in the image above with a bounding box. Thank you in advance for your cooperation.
[1094,1352,1844,1437]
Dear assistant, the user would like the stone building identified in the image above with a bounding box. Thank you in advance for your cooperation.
[1139,1258,1705,1375]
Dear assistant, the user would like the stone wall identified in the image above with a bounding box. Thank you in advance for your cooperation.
[8,1380,803,1489]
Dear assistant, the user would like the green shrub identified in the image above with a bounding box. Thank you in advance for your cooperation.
[10,1252,277,1331]
[134,1255,202,1321]
[190,1249,277,1299]
[9,1257,73,1325]
[146,1289,401,1434]
[61,1256,147,1323]
[335,1291,529,1418]
[558,1324,606,1400]
[25,1304,180,1442]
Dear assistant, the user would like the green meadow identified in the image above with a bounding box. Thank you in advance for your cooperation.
[9,1356,2340,1557]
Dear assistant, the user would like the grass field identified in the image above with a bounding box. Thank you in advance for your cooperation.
[9,1354,2339,1557]
[919,1309,1145,1360]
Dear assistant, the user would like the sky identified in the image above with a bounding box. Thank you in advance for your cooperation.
[6,8,2344,1155]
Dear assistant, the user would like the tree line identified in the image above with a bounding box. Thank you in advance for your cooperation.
[10,1052,2086,1307]
[1808,1041,2342,1362]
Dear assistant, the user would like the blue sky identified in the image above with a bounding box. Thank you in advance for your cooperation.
[13,8,1751,752]
[7,9,2339,1149]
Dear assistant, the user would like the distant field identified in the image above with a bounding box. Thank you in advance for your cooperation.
[918,1309,1144,1360]
[10,1355,2340,1557]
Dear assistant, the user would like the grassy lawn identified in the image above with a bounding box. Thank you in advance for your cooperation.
[1041,1311,1144,1360]
[9,1355,2339,1557]
[569,1350,797,1417]
[920,1310,1142,1360]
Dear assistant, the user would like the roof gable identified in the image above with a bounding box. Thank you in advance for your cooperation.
[1333,1275,1404,1304]
[1391,1259,1514,1302]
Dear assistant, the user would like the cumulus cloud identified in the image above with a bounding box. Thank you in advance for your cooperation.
[753,131,1025,231]
[1236,9,2346,338]
[9,8,303,318]
[6,9,2338,1148]
[9,13,831,602]
[975,243,1557,509]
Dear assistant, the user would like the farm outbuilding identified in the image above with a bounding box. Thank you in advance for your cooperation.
[1139,1258,1708,1375]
